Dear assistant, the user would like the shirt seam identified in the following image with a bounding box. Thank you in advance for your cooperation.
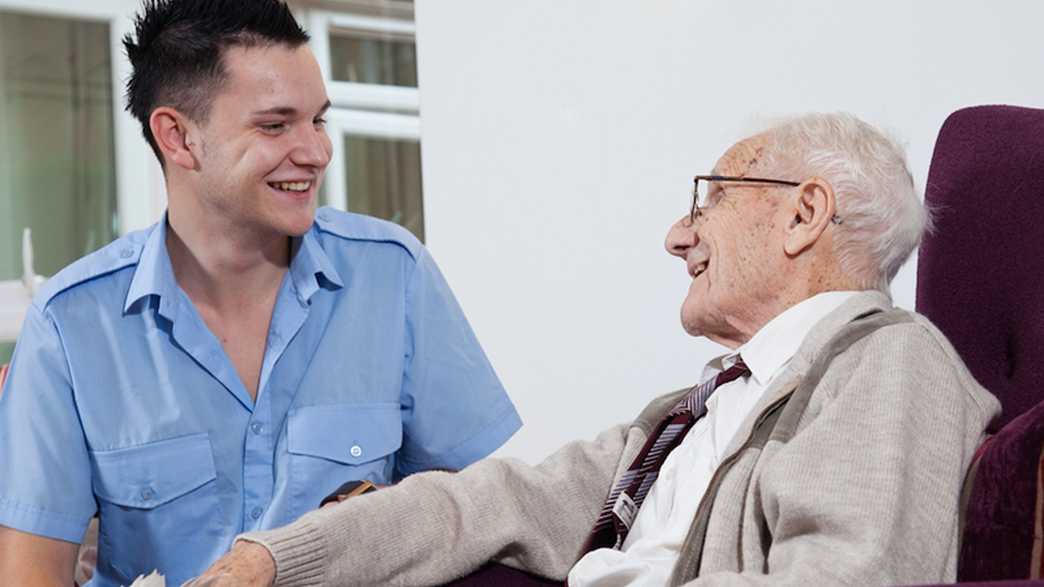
[401,247,425,377]
[42,306,93,448]
[313,217,421,263]
[35,261,140,314]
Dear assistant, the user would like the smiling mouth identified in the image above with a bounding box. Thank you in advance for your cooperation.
[688,260,708,279]
[268,181,312,192]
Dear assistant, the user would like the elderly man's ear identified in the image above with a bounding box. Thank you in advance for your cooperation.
[783,178,837,256]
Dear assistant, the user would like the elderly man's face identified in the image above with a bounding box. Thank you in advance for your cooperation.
[665,135,793,348]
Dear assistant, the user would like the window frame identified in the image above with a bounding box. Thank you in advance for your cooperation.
[0,0,163,343]
[298,5,422,212]
[0,0,423,344]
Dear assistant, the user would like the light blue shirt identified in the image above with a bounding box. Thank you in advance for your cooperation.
[0,207,521,586]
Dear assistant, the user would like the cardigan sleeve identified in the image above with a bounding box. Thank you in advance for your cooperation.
[240,422,633,587]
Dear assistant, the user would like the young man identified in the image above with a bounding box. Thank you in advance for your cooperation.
[196,113,998,586]
[0,1,521,585]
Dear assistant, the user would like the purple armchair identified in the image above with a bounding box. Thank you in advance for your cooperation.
[915,105,1044,585]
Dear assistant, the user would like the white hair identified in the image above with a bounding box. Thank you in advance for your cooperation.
[757,112,931,290]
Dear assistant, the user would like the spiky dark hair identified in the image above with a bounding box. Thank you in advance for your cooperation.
[123,0,310,163]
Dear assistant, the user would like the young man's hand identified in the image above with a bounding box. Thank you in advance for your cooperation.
[182,541,276,587]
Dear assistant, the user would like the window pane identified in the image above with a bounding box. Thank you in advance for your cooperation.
[0,11,117,281]
[329,33,417,87]
[344,136,424,241]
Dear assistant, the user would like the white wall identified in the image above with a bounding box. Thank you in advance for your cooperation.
[414,0,1044,463]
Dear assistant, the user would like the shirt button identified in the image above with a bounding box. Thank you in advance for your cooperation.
[350,445,362,458]
[250,422,263,435]
[140,486,155,501]
[251,506,263,520]
[119,247,134,259]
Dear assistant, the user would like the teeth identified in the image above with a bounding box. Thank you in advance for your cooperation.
[273,181,310,192]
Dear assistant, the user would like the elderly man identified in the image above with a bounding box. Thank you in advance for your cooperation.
[196,113,999,586]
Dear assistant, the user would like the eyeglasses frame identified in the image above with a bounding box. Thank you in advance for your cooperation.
[690,174,842,225]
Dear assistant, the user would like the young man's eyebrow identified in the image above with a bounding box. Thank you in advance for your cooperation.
[251,100,332,117]
[251,106,297,116]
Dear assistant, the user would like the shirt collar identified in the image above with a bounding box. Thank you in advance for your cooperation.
[124,217,345,313]
[716,291,862,386]
[289,225,343,304]
[124,217,178,314]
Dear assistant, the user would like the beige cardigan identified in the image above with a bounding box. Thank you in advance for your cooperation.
[242,291,999,587]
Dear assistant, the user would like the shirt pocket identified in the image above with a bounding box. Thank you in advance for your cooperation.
[286,402,403,515]
[90,433,227,585]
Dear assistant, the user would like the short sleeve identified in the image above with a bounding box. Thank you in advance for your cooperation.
[0,304,95,542]
[397,248,521,476]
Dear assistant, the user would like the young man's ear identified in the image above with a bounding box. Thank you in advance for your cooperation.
[149,107,199,170]
[783,177,837,256]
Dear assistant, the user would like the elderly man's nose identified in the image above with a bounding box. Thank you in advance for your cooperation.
[665,216,698,259]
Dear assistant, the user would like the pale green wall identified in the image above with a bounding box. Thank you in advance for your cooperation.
[0,11,117,282]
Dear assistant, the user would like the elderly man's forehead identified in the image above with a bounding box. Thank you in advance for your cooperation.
[713,134,770,175]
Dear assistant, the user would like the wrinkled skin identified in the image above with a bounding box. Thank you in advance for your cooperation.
[664,135,797,349]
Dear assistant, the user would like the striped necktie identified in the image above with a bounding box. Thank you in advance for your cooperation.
[582,357,751,552]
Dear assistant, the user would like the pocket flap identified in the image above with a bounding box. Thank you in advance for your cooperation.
[91,433,217,509]
[288,402,402,465]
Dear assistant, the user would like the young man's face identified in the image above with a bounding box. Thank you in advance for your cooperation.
[192,44,332,238]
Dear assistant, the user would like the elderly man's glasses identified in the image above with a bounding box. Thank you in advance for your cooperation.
[690,175,844,225]
[690,175,800,223]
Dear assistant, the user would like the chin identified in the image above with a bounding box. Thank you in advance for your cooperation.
[281,201,319,233]
[681,293,727,340]
[681,319,705,338]
[283,216,316,237]
[261,209,314,238]
[680,305,706,337]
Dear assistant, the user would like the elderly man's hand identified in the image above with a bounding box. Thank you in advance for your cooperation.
[183,541,276,587]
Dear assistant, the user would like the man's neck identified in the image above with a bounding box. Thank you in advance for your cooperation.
[165,202,291,314]
[711,269,864,350]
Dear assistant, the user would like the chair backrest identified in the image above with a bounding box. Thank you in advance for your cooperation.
[916,104,1044,433]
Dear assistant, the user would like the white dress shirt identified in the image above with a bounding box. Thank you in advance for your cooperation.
[568,291,859,587]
